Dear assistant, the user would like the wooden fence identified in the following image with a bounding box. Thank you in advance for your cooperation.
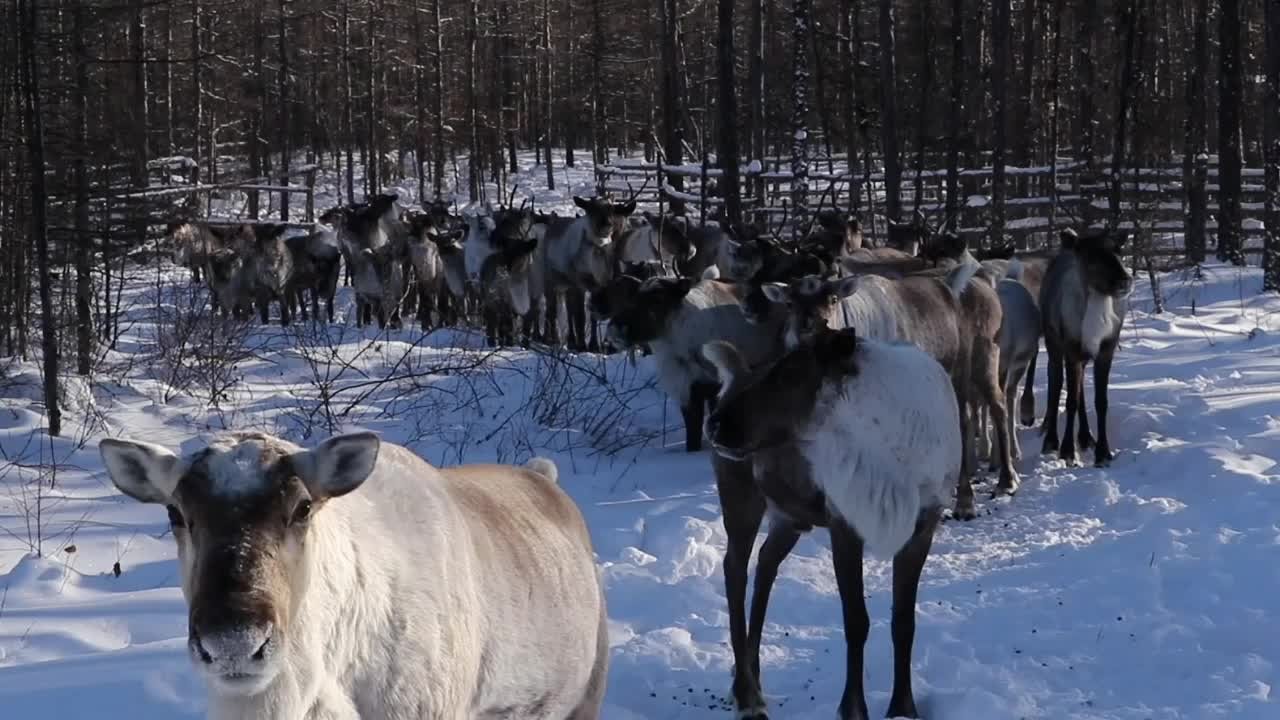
[596,154,1271,260]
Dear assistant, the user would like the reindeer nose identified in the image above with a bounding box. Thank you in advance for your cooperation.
[190,622,275,665]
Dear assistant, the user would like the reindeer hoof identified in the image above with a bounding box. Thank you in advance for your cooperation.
[997,473,1020,496]
[1094,448,1115,467]
[1078,433,1095,451]
[952,502,978,521]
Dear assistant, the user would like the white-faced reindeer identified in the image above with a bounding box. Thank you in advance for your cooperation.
[701,325,959,720]
[1040,228,1132,466]
[406,210,464,329]
[99,431,608,720]
[759,258,1017,517]
[541,196,635,351]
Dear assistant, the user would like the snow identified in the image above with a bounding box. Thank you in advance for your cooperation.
[6,154,1280,718]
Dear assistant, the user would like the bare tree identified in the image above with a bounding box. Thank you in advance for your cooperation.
[1266,0,1280,289]
[1217,0,1245,264]
[717,0,742,226]
[878,0,901,220]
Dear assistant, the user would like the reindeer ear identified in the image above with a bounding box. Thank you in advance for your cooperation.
[701,341,747,388]
[614,200,636,216]
[1059,228,1079,249]
[795,276,824,296]
[100,439,180,504]
[293,432,380,500]
[832,275,862,299]
[572,196,592,211]
[1111,232,1130,252]
[760,282,792,304]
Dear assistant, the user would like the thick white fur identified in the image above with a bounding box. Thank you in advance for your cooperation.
[524,456,559,483]
[108,437,604,720]
[799,340,960,557]
[1081,291,1121,357]
[642,280,780,406]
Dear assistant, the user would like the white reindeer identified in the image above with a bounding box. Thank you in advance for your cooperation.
[99,431,609,720]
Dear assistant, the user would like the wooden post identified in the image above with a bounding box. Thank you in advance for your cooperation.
[280,172,290,221]
[305,167,317,223]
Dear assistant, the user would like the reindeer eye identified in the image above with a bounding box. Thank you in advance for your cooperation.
[166,505,187,530]
[290,499,313,527]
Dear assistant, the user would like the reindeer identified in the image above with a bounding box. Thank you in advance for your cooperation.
[243,224,296,326]
[723,227,838,323]
[701,325,959,720]
[284,229,342,323]
[168,220,253,285]
[615,211,697,270]
[804,210,865,259]
[605,272,782,452]
[1040,228,1132,466]
[202,248,255,320]
[99,431,608,720]
[923,231,1055,429]
[406,211,463,329]
[540,196,635,351]
[759,258,1015,517]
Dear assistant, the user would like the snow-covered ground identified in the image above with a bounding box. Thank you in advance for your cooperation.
[4,154,1280,719]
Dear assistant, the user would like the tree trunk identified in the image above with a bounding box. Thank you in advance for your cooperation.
[466,0,480,200]
[1077,0,1097,176]
[130,0,149,187]
[946,0,964,222]
[991,0,1010,248]
[717,0,742,226]
[343,0,356,203]
[1109,0,1143,228]
[278,0,290,219]
[1017,0,1037,164]
[1217,0,1245,264]
[841,2,860,213]
[660,0,685,212]
[432,0,446,199]
[367,1,380,196]
[74,0,93,375]
[790,0,811,230]
[1265,0,1280,289]
[414,0,427,202]
[250,3,265,217]
[543,0,555,191]
[878,0,901,220]
[20,0,61,437]
[747,0,764,208]
[1184,0,1209,262]
[564,0,576,169]
[591,0,604,165]
[192,0,203,184]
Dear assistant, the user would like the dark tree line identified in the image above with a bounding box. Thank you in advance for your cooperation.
[1,0,1279,434]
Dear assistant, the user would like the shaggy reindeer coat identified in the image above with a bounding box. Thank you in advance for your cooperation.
[99,433,608,720]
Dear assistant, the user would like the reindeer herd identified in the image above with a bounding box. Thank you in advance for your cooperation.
[148,193,1133,719]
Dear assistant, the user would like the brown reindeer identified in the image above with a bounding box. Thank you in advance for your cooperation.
[701,325,959,720]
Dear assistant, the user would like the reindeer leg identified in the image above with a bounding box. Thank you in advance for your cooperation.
[1076,363,1095,451]
[1093,347,1116,466]
[830,519,870,720]
[1019,346,1038,427]
[746,524,801,690]
[714,458,769,720]
[1041,341,1063,454]
[1006,362,1028,462]
[885,508,940,720]
[544,288,561,346]
[978,339,1019,493]
[1060,357,1081,465]
[951,376,977,520]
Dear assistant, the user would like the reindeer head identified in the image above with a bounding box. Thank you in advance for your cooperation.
[1061,228,1132,298]
[604,275,696,348]
[760,275,862,349]
[573,196,635,245]
[701,326,860,460]
[99,432,380,697]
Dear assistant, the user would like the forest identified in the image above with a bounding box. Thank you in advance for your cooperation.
[0,0,1277,431]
